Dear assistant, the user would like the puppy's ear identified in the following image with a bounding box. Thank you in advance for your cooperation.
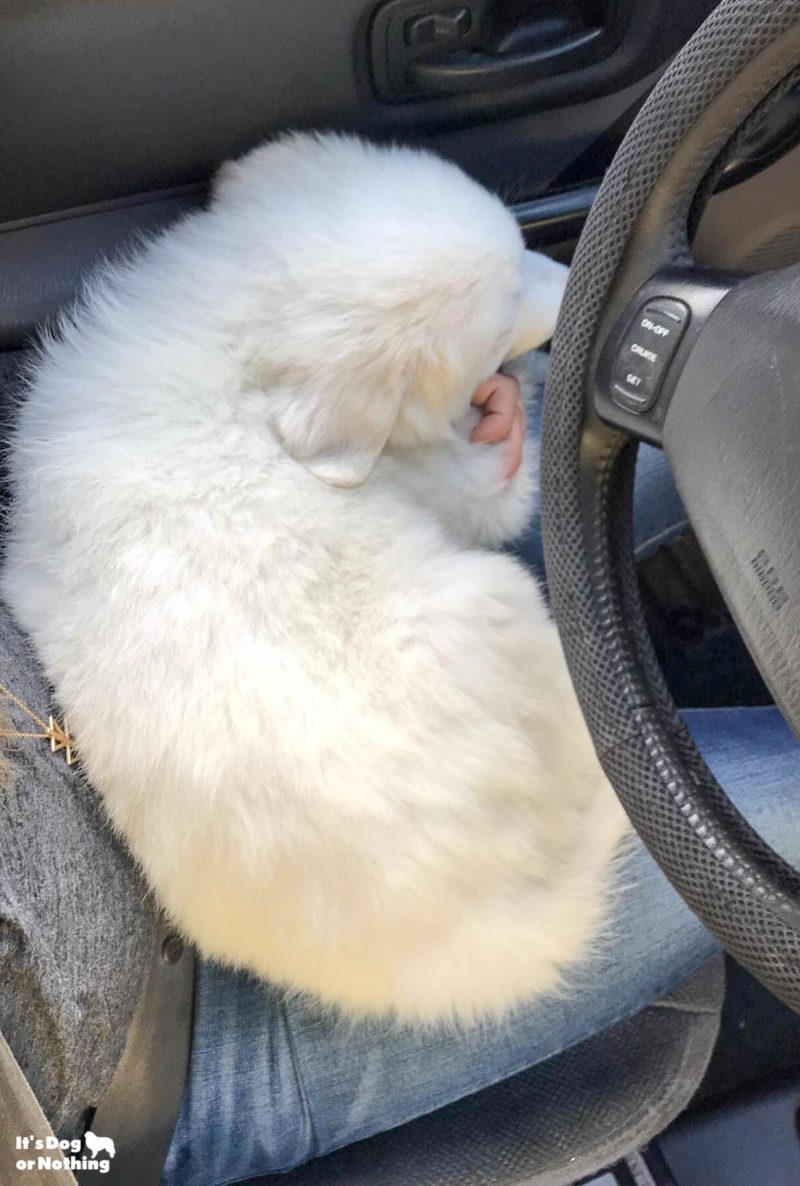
[267,369,404,489]
[509,251,569,357]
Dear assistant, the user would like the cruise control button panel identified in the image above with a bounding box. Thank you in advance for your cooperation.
[611,298,690,414]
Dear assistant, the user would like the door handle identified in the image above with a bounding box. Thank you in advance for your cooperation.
[408,22,605,96]
[369,0,643,103]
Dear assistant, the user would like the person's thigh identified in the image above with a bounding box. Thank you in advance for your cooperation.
[163,706,800,1186]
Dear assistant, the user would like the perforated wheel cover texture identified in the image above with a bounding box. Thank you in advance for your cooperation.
[541,0,800,1011]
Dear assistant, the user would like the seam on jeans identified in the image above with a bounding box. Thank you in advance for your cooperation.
[633,517,689,559]
[280,994,320,1162]
[209,1003,322,1186]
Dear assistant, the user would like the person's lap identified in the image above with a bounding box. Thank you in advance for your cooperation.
[162,434,800,1186]
[163,710,800,1186]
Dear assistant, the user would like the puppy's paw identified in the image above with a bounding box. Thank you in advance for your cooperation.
[494,432,538,542]
[454,433,537,547]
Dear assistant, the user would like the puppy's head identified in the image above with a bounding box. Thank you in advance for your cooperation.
[214,133,567,487]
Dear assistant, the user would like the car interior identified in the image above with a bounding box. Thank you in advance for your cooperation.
[3,2,800,1184]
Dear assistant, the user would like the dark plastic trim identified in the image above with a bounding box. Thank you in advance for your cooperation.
[516,184,599,246]
[407,27,607,97]
[373,0,643,101]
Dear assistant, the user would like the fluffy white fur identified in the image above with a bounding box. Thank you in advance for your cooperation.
[2,133,628,1022]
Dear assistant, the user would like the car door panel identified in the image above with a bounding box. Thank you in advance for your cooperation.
[1,0,718,224]
[9,0,799,357]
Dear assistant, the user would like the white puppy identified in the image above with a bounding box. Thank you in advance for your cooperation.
[2,133,627,1022]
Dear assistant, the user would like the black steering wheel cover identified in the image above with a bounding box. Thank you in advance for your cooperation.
[541,0,800,1009]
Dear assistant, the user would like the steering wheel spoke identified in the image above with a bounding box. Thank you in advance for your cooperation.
[594,267,736,445]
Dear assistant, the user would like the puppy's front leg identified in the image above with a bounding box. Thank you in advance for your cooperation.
[386,423,537,549]
[385,362,543,548]
[446,427,538,548]
[443,369,538,547]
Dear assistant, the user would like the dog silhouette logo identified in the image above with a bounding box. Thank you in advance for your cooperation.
[84,1131,116,1159]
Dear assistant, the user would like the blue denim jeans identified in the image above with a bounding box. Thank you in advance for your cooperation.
[162,434,800,1186]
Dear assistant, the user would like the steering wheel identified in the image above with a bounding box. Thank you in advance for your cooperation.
[541,0,800,1012]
